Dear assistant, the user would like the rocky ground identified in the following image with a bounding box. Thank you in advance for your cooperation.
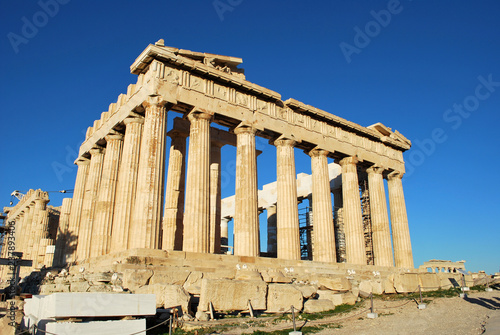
[181,289,500,334]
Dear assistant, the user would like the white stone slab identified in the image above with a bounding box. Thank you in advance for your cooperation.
[45,318,145,335]
[24,293,156,319]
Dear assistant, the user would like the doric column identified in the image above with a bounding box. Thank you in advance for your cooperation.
[366,166,393,267]
[15,212,26,254]
[274,137,301,260]
[110,117,144,252]
[91,133,124,257]
[76,147,105,261]
[162,129,187,251]
[220,217,230,253]
[309,149,336,263]
[183,110,212,253]
[234,124,259,257]
[54,198,72,267]
[130,97,169,249]
[338,157,366,265]
[31,199,48,265]
[266,205,277,255]
[333,188,346,262]
[66,159,90,262]
[209,140,223,254]
[23,204,35,260]
[37,209,51,267]
[387,171,414,268]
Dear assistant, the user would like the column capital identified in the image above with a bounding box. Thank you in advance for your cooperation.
[187,109,213,122]
[272,136,296,148]
[142,95,169,109]
[89,146,105,156]
[105,133,124,142]
[123,116,144,126]
[167,129,188,139]
[76,158,90,166]
[234,122,257,135]
[308,148,329,158]
[387,170,404,180]
[338,156,358,167]
[366,165,385,175]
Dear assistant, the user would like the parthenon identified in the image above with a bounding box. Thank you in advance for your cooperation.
[4,39,414,273]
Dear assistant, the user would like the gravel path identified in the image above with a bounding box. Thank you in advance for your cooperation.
[214,290,500,334]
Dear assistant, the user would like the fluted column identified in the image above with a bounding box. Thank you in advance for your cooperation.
[367,166,393,267]
[37,209,51,267]
[23,204,35,260]
[338,157,366,265]
[209,140,223,254]
[76,147,105,261]
[130,97,169,249]
[234,124,259,256]
[110,117,144,252]
[274,137,301,260]
[387,171,414,268]
[30,199,48,263]
[162,130,187,251]
[54,198,72,266]
[66,159,90,262]
[91,133,124,257]
[183,110,212,253]
[220,217,230,253]
[266,205,277,255]
[309,149,336,263]
[15,212,26,254]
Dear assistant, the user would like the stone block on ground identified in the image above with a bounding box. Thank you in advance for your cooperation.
[122,269,153,290]
[183,271,203,295]
[39,284,70,294]
[316,276,351,292]
[303,299,335,313]
[316,290,343,306]
[70,281,90,292]
[164,285,191,314]
[394,273,419,293]
[149,269,191,286]
[266,284,303,313]
[45,319,145,335]
[359,280,384,295]
[235,269,263,281]
[341,292,357,305]
[260,270,291,283]
[199,279,267,312]
[294,284,318,299]
[24,293,156,319]
[84,272,113,283]
[418,273,441,292]
[383,274,396,294]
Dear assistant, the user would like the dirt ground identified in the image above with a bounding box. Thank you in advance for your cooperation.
[198,290,500,334]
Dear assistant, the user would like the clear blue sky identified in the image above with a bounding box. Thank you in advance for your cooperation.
[1,1,499,274]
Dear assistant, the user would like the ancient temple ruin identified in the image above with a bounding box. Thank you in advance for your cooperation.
[3,40,414,277]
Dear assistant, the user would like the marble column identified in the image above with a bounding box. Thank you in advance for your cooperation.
[54,198,72,266]
[234,124,259,256]
[209,140,223,254]
[274,137,301,260]
[15,212,26,254]
[387,171,414,268]
[30,199,47,263]
[266,205,277,255]
[333,188,346,263]
[366,166,393,267]
[130,97,169,249]
[309,149,336,263]
[338,157,366,265]
[76,147,105,261]
[37,209,51,267]
[162,130,187,251]
[220,217,230,253]
[23,204,35,260]
[66,159,90,262]
[110,117,144,252]
[91,133,124,257]
[183,111,212,253]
